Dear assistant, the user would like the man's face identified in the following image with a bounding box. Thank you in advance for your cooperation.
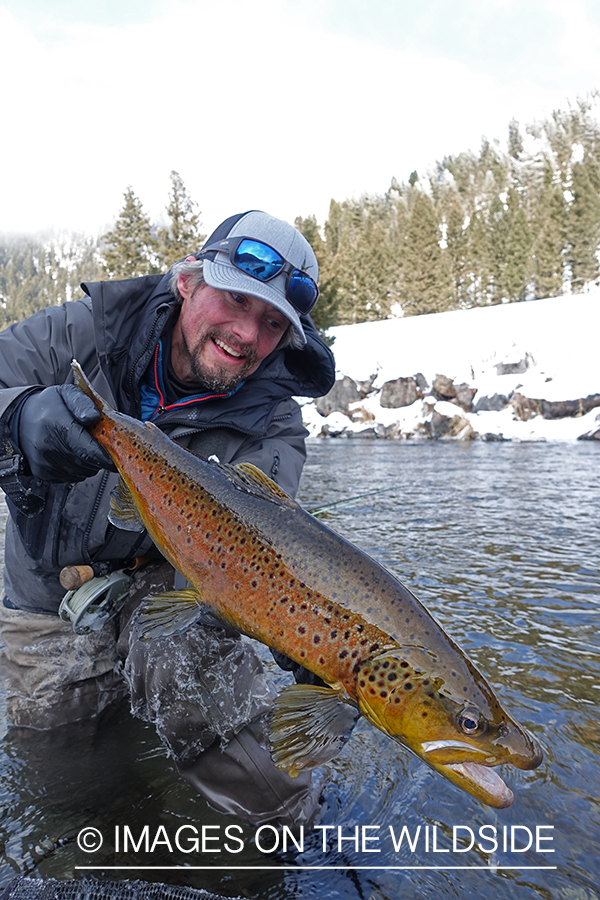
[171,278,289,391]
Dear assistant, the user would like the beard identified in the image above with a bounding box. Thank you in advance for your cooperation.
[179,326,260,392]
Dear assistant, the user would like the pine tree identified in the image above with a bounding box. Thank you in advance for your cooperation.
[487,194,511,303]
[401,191,452,315]
[567,158,600,291]
[294,214,339,334]
[463,210,490,306]
[101,187,158,279]
[532,181,565,298]
[157,171,204,267]
[445,195,468,306]
[503,189,532,301]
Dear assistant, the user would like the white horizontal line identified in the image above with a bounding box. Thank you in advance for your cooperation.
[75,865,558,871]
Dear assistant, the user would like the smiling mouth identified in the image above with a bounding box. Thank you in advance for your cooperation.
[213,337,244,360]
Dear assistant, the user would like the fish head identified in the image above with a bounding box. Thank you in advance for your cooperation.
[355,648,543,809]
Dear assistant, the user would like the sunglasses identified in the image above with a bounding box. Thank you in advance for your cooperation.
[198,236,319,315]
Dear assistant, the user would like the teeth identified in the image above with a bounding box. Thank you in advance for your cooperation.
[215,338,243,358]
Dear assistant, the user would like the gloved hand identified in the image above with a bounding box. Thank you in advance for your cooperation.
[17,384,116,482]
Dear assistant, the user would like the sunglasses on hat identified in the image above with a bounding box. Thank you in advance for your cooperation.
[198,236,319,315]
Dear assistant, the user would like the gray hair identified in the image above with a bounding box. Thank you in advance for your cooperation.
[168,257,302,350]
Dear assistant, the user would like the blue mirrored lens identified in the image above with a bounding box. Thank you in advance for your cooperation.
[235,239,283,281]
[288,270,318,313]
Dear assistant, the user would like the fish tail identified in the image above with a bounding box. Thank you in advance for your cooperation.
[71,359,112,417]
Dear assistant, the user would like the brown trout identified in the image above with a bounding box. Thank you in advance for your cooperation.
[72,360,542,809]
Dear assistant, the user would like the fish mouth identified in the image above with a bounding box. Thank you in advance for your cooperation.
[441,761,515,809]
[419,740,515,808]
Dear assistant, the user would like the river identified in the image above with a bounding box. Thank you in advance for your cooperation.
[0,440,598,899]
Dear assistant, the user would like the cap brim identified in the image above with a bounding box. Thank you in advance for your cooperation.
[203,257,306,344]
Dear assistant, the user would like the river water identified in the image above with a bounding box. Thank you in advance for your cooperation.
[0,440,598,899]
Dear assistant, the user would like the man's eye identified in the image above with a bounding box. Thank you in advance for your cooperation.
[232,293,246,304]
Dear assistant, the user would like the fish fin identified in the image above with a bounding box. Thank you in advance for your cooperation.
[135,589,204,640]
[269,684,360,775]
[108,478,145,532]
[215,461,300,509]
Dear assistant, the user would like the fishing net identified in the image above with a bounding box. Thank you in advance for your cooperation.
[0,877,242,900]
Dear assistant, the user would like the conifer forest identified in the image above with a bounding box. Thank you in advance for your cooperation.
[1,99,600,333]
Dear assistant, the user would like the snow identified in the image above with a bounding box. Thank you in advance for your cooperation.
[299,289,600,442]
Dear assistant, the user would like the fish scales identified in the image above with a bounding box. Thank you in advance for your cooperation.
[72,360,543,810]
[94,411,400,695]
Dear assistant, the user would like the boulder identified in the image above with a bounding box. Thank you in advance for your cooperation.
[511,392,600,421]
[541,394,600,419]
[432,374,456,402]
[431,375,476,411]
[472,393,510,413]
[428,409,477,440]
[453,382,478,412]
[380,376,422,408]
[511,393,543,421]
[316,376,362,417]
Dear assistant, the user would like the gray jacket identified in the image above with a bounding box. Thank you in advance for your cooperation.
[0,272,335,614]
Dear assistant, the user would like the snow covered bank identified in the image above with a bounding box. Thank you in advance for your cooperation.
[299,289,600,442]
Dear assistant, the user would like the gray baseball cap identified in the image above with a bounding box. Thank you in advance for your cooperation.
[200,210,319,345]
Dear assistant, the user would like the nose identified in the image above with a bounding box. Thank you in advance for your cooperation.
[231,311,260,346]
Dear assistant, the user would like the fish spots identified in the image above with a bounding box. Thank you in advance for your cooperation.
[298,626,306,635]
[313,635,321,644]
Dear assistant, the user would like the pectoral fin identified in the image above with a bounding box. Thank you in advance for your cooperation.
[270,684,360,776]
[136,589,204,640]
[109,478,145,532]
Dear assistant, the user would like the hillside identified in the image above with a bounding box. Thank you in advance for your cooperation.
[300,290,600,442]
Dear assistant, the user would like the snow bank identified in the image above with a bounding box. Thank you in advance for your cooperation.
[299,289,600,442]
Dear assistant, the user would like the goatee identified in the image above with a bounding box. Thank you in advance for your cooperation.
[182,327,259,392]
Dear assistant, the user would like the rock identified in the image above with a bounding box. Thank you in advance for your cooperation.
[431,374,476,411]
[578,428,600,441]
[453,382,478,412]
[511,393,543,421]
[511,392,600,421]
[380,376,422,408]
[472,393,510,413]
[541,394,600,419]
[316,376,362,417]
[494,353,534,376]
[428,410,477,440]
[481,432,508,441]
[349,406,376,423]
[432,374,456,401]
[578,413,600,441]
[349,427,378,439]
[356,374,378,395]
[415,372,429,392]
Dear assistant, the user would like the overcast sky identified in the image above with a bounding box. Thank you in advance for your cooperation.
[1,0,599,239]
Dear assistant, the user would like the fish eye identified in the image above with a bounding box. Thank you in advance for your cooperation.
[458,708,486,736]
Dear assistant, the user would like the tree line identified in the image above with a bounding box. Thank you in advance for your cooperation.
[1,96,600,333]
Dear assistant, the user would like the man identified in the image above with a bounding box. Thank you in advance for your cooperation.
[0,210,336,825]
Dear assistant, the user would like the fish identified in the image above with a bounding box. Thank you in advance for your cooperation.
[72,359,543,809]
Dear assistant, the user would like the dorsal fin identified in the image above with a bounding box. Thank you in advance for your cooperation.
[214,461,301,509]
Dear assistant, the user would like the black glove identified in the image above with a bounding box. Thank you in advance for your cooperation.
[17,384,116,483]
